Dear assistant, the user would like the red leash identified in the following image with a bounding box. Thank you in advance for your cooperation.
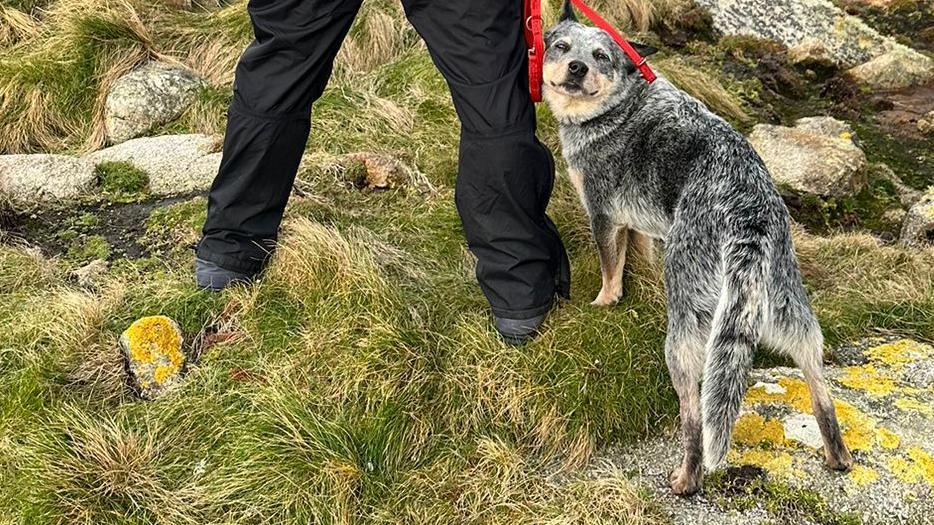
[525,0,656,103]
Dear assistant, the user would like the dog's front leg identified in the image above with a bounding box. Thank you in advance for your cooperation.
[591,214,628,306]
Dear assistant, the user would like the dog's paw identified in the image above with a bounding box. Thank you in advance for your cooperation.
[825,449,854,472]
[669,467,701,497]
[590,290,621,307]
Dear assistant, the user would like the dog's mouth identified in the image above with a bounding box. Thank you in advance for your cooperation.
[549,80,599,97]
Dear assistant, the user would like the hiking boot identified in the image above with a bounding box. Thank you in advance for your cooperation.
[495,313,546,345]
[195,257,255,291]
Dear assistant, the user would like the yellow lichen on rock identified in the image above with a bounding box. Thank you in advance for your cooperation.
[733,412,787,447]
[894,397,933,416]
[745,377,812,413]
[866,339,932,371]
[849,464,880,487]
[744,377,883,452]
[120,315,185,398]
[839,364,897,397]
[887,448,934,485]
[876,427,901,450]
[729,448,796,478]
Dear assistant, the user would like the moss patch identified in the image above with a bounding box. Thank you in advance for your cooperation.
[706,466,862,525]
[96,161,150,202]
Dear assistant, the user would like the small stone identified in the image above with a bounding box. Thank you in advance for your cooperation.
[0,154,97,203]
[882,207,907,225]
[752,381,786,395]
[848,47,934,91]
[918,111,934,136]
[899,189,934,247]
[72,259,108,287]
[119,316,186,399]
[86,134,221,196]
[104,62,204,144]
[341,152,413,190]
[783,413,824,449]
[749,118,866,198]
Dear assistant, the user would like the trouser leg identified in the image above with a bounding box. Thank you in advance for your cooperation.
[401,0,571,319]
[197,0,363,274]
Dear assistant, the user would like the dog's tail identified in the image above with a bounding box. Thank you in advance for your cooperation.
[701,236,768,470]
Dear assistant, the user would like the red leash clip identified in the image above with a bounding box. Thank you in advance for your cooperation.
[524,0,656,104]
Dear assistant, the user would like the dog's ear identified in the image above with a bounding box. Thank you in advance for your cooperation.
[560,0,577,22]
[628,41,659,57]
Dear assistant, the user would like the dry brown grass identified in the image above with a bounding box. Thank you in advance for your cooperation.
[576,0,692,32]
[653,56,751,126]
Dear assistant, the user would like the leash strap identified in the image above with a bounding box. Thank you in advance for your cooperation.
[524,0,656,103]
[524,0,544,102]
[568,0,657,84]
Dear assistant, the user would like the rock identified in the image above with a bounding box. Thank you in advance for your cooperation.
[86,134,221,196]
[847,47,934,91]
[341,152,415,190]
[606,338,934,524]
[918,111,934,136]
[782,413,824,449]
[793,116,854,140]
[71,259,108,287]
[748,117,866,197]
[119,316,186,399]
[0,154,97,203]
[899,189,934,247]
[695,0,933,88]
[873,163,923,208]
[104,62,204,144]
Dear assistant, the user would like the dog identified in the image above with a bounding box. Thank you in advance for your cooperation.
[542,4,854,496]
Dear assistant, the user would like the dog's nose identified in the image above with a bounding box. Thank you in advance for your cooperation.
[568,60,589,78]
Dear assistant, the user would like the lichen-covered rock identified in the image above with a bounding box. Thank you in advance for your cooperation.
[899,188,934,247]
[119,316,186,399]
[0,154,97,203]
[749,117,866,197]
[847,47,934,91]
[86,134,221,196]
[695,0,932,89]
[607,338,934,524]
[104,62,204,144]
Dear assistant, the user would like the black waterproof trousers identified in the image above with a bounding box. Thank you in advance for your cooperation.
[198,0,570,320]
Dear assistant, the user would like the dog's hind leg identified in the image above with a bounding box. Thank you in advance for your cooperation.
[591,214,629,306]
[665,309,707,496]
[768,309,853,471]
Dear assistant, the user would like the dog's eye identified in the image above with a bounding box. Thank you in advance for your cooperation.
[554,41,570,51]
[594,50,610,61]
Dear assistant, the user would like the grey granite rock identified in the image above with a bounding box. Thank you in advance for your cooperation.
[0,154,97,203]
[104,62,204,144]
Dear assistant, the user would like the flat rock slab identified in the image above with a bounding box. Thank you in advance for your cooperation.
[105,62,204,144]
[603,338,934,525]
[0,154,97,203]
[87,134,221,196]
[695,0,933,89]
[749,117,866,198]
[900,188,934,247]
[119,315,186,399]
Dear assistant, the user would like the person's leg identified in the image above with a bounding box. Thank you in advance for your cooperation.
[196,0,363,289]
[401,0,571,340]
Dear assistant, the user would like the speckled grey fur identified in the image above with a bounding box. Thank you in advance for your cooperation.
[543,9,853,495]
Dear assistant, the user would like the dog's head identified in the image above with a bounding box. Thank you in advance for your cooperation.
[543,4,658,122]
